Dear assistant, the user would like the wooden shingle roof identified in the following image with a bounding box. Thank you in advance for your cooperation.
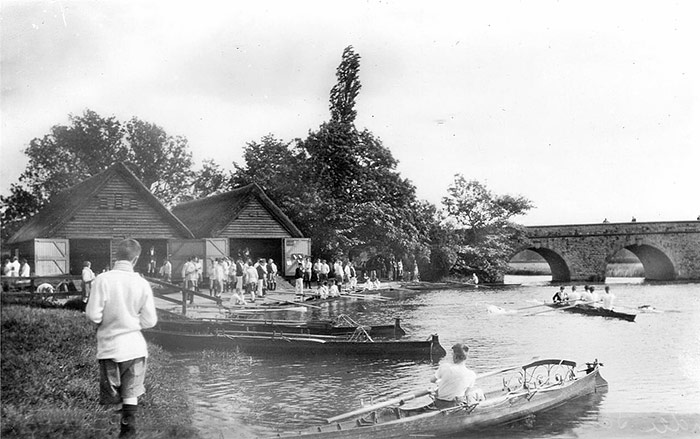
[7,162,195,244]
[171,183,304,238]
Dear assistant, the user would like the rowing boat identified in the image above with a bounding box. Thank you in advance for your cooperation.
[154,311,407,339]
[545,302,636,322]
[143,328,445,359]
[269,358,607,438]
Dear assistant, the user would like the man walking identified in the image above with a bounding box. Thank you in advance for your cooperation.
[85,238,158,438]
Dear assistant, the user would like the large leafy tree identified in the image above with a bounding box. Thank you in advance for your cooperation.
[232,46,437,261]
[442,175,533,282]
[1,109,196,241]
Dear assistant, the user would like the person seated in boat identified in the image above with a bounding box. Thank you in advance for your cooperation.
[430,343,479,409]
[601,286,615,310]
[552,286,565,303]
[567,285,581,304]
[580,286,594,305]
[328,280,340,297]
[589,286,602,306]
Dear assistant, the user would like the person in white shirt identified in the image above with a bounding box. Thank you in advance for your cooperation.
[8,256,20,277]
[267,259,278,291]
[81,261,95,301]
[567,285,581,303]
[589,286,601,306]
[244,261,259,302]
[431,343,480,409]
[580,285,594,304]
[328,280,340,297]
[601,285,615,310]
[85,238,157,438]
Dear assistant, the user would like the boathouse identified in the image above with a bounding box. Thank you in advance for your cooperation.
[171,184,309,276]
[6,162,194,276]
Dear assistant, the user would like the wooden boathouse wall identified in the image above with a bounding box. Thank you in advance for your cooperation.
[171,184,309,277]
[6,163,194,276]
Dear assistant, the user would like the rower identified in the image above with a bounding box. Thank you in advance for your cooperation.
[601,286,615,310]
[589,286,601,306]
[430,344,482,409]
[580,286,594,304]
[552,286,565,303]
[567,286,581,304]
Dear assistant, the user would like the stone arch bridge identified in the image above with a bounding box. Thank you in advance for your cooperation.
[519,221,700,282]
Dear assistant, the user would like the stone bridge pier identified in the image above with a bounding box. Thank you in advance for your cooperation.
[518,221,700,282]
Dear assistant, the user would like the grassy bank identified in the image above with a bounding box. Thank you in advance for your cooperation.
[1,305,200,439]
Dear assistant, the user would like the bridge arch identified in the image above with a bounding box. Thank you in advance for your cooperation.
[611,243,676,281]
[511,247,571,282]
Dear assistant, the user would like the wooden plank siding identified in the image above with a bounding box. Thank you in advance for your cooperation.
[51,175,183,239]
[219,198,293,238]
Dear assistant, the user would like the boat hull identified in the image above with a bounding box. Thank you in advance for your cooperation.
[274,365,607,438]
[143,329,445,359]
[153,317,406,338]
[546,303,636,321]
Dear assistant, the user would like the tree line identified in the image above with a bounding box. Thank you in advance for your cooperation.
[0,46,532,282]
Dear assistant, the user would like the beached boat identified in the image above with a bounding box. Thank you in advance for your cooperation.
[270,358,607,438]
[154,312,407,339]
[545,302,636,322]
[143,328,445,359]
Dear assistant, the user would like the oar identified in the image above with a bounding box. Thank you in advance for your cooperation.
[325,360,533,424]
[326,388,432,424]
[265,297,322,310]
[526,300,597,316]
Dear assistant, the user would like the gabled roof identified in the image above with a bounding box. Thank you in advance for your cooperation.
[171,183,304,238]
[7,162,195,244]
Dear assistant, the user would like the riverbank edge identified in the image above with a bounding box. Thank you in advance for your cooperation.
[1,305,201,439]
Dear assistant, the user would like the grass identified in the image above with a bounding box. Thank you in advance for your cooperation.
[1,305,201,439]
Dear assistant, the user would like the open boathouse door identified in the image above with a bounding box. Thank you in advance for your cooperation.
[283,238,311,276]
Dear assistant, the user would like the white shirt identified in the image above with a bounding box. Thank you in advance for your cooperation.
[86,261,157,361]
[602,293,615,310]
[435,362,476,401]
[82,267,95,283]
[19,263,31,277]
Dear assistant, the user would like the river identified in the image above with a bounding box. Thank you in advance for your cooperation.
[169,277,700,438]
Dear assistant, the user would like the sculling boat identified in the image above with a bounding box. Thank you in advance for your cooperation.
[270,358,607,438]
[144,328,445,359]
[545,302,636,322]
[154,311,407,339]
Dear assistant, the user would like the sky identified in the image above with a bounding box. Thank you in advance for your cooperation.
[1,0,699,226]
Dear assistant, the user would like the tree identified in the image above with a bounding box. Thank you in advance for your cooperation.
[230,47,438,262]
[442,175,533,282]
[1,109,196,242]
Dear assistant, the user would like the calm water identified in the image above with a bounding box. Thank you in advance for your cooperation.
[169,277,700,438]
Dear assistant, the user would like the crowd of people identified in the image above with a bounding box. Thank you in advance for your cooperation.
[173,255,279,306]
[552,284,616,310]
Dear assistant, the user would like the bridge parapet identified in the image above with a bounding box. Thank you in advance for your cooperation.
[519,220,700,282]
[526,221,700,238]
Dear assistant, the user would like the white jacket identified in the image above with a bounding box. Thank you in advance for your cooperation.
[86,261,158,362]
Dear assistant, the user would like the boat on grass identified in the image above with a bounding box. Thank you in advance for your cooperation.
[545,302,636,322]
[269,358,607,438]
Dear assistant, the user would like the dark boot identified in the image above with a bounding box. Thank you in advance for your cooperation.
[119,404,137,438]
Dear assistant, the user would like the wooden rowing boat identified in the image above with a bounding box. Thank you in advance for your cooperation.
[544,302,636,322]
[269,358,608,438]
[143,328,445,359]
[154,311,407,339]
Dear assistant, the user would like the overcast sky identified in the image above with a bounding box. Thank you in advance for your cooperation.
[2,0,698,226]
